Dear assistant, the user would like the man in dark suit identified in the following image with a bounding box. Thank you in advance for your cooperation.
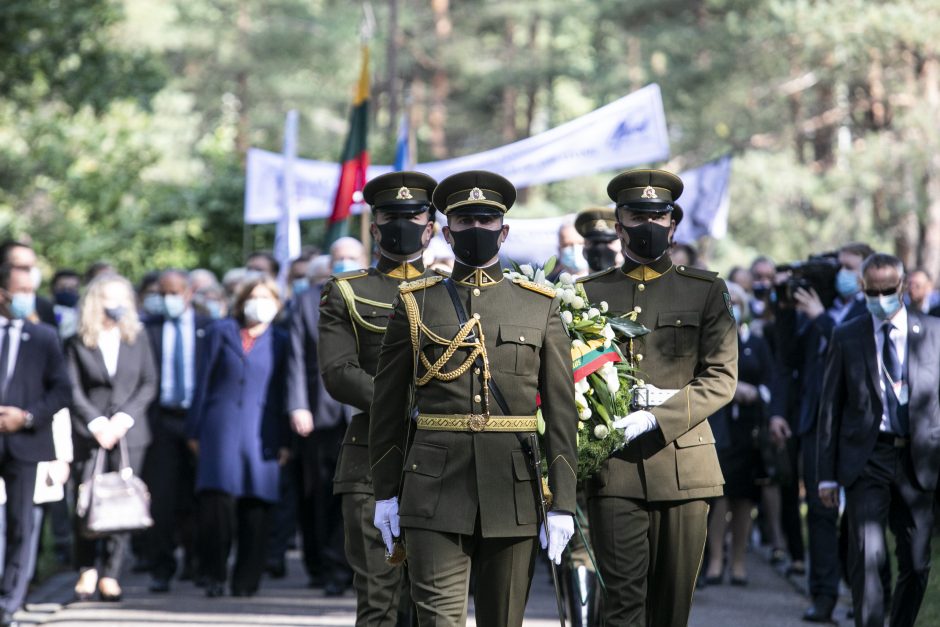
[818,253,940,627]
[0,264,71,626]
[0,241,56,328]
[773,241,872,622]
[143,270,211,592]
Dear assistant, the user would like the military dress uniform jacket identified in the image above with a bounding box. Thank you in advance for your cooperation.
[315,256,441,495]
[578,255,737,502]
[369,261,579,538]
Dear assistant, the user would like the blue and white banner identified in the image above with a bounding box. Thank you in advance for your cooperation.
[672,154,732,244]
[244,84,670,224]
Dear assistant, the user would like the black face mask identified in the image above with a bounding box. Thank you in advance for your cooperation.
[585,245,618,272]
[449,227,503,267]
[54,290,79,308]
[623,222,671,260]
[377,218,428,256]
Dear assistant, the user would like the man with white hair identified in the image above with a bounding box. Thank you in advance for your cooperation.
[329,237,366,275]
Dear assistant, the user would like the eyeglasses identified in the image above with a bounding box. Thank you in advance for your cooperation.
[863,283,901,297]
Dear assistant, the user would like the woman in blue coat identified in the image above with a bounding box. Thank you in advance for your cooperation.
[186,276,288,598]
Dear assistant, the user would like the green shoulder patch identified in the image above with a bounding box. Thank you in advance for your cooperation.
[511,277,557,298]
[723,291,735,319]
[400,275,444,294]
[675,265,719,282]
[319,282,332,305]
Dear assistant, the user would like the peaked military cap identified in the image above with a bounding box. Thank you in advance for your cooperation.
[575,207,618,242]
[363,171,438,216]
[432,170,516,216]
[607,168,684,225]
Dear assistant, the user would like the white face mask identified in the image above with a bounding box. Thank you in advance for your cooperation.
[244,298,278,324]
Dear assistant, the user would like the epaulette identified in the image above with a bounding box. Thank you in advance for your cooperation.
[399,275,444,294]
[511,277,557,298]
[675,265,719,282]
[331,268,369,281]
[576,267,617,283]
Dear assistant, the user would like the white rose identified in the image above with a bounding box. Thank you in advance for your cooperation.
[560,310,574,325]
[520,264,534,278]
[602,324,615,340]
[558,272,573,285]
[572,296,586,309]
[587,307,600,319]
[574,379,590,395]
[580,406,593,420]
[600,301,609,313]
[594,424,609,439]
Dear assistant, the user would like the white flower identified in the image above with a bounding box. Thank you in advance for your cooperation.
[606,373,621,395]
[600,301,609,313]
[534,268,547,286]
[560,310,573,325]
[572,296,586,310]
[558,272,574,285]
[593,424,609,439]
[571,338,586,350]
[587,307,600,319]
[602,324,615,340]
[558,289,573,305]
[520,264,534,278]
[574,379,591,395]
[579,406,593,420]
[603,339,612,349]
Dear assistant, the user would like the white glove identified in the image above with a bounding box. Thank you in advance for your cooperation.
[612,410,658,443]
[373,497,401,554]
[539,511,575,565]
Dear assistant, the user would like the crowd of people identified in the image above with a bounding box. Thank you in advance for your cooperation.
[0,166,936,627]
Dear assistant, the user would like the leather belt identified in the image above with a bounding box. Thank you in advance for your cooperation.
[877,431,909,448]
[416,414,537,433]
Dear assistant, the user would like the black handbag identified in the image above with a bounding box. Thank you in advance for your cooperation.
[76,438,153,538]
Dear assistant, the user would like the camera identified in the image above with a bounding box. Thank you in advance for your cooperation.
[775,252,840,309]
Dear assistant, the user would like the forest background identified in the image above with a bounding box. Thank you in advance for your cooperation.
[4,0,940,281]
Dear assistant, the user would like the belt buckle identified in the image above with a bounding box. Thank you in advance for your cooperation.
[468,413,489,432]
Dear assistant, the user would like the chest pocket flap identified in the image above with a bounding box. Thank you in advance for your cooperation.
[498,325,543,347]
[497,325,543,374]
[656,311,701,329]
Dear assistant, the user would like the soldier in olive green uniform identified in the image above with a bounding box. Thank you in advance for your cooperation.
[370,171,578,627]
[313,172,442,626]
[575,207,623,273]
[578,170,737,627]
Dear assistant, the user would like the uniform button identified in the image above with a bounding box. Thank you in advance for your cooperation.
[351,436,357,443]
[472,313,480,319]
[474,394,482,403]
[412,464,418,471]
[474,368,481,375]
[676,319,682,325]
[636,353,643,361]
[698,436,703,442]
[633,306,642,313]
[679,265,686,271]
[371,310,377,315]
[519,335,526,342]
[638,283,645,291]
[473,288,481,296]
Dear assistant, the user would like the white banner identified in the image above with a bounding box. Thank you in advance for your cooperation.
[244,84,669,224]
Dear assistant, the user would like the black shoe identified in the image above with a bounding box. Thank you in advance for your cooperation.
[730,575,749,586]
[802,596,836,623]
[148,577,170,593]
[323,581,345,597]
[265,559,287,579]
[231,587,257,597]
[205,582,225,598]
[786,563,807,577]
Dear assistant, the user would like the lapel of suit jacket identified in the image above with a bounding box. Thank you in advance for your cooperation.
[860,317,882,412]
[7,320,33,390]
[90,340,111,384]
[907,310,923,406]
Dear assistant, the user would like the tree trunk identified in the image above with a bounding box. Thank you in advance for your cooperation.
[385,0,400,136]
[428,0,451,159]
[501,18,518,142]
[235,0,251,158]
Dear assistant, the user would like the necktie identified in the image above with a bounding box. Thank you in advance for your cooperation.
[881,322,908,435]
[172,319,186,407]
[0,326,8,404]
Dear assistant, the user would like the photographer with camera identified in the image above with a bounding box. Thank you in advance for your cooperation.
[770,241,873,623]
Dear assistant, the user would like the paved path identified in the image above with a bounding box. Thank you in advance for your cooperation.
[15,547,825,626]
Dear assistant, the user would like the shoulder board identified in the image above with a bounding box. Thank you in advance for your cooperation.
[576,267,617,283]
[675,265,719,282]
[331,269,369,281]
[399,275,444,294]
[511,277,557,298]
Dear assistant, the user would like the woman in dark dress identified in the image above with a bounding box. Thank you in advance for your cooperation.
[66,274,158,601]
[186,276,288,597]
[704,281,776,585]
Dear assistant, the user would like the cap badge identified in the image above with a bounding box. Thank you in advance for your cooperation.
[592,220,607,231]
[468,187,485,201]
[396,186,413,200]
[642,185,658,199]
